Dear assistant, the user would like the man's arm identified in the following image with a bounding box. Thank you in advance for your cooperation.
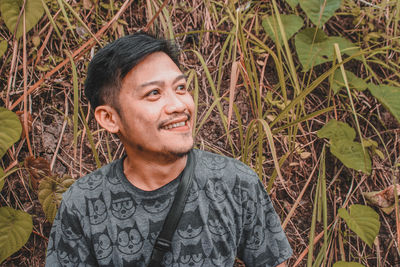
[45,200,96,266]
[236,178,292,267]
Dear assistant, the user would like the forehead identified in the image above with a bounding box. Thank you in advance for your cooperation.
[121,52,183,89]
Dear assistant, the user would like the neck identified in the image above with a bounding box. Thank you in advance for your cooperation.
[122,149,188,191]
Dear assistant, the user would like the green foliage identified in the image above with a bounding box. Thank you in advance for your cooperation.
[285,0,299,9]
[295,28,359,71]
[0,39,7,58]
[0,0,44,39]
[332,69,367,94]
[338,204,380,248]
[0,107,22,159]
[333,262,365,267]
[368,84,400,123]
[318,120,371,174]
[299,0,342,27]
[262,14,303,45]
[38,175,75,223]
[0,207,32,263]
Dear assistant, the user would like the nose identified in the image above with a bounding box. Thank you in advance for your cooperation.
[164,91,187,114]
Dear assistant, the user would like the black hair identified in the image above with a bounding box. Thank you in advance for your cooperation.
[84,32,180,110]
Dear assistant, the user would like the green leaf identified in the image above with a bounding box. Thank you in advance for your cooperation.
[262,14,304,45]
[368,84,400,123]
[285,0,299,9]
[0,0,44,40]
[295,28,359,71]
[317,119,356,142]
[0,40,8,58]
[0,207,32,263]
[0,107,22,158]
[338,204,380,248]
[332,69,368,94]
[38,175,75,223]
[331,139,371,174]
[333,261,365,267]
[0,167,4,192]
[299,0,342,27]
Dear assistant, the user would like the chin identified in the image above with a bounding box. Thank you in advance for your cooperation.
[162,141,194,160]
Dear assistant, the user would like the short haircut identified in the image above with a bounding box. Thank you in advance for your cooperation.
[84,32,180,111]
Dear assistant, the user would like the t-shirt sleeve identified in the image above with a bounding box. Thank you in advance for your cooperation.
[237,178,292,267]
[45,199,97,267]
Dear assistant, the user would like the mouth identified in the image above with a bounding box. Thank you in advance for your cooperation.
[160,114,191,131]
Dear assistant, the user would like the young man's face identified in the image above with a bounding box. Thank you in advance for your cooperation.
[115,51,195,160]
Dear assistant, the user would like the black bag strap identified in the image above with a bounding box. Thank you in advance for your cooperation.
[148,150,195,267]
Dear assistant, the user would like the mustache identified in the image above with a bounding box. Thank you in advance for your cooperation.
[158,113,191,129]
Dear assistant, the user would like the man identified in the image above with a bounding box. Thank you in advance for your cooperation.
[46,33,292,266]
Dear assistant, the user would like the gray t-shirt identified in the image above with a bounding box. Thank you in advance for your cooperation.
[45,149,292,266]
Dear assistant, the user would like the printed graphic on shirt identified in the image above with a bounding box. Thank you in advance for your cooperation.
[232,176,252,205]
[204,177,227,202]
[106,165,121,185]
[177,207,203,239]
[57,238,79,266]
[162,251,173,265]
[187,178,199,203]
[76,174,103,190]
[177,241,206,267]
[110,191,137,220]
[265,208,283,233]
[251,248,278,267]
[60,207,82,240]
[201,154,227,170]
[93,228,113,261]
[243,199,257,226]
[147,218,163,244]
[207,205,230,236]
[232,160,255,175]
[122,255,146,267]
[245,218,265,250]
[116,223,144,255]
[142,194,172,213]
[85,193,107,225]
[210,240,231,266]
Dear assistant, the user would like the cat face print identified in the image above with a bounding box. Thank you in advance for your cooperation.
[177,207,203,239]
[110,191,137,220]
[205,178,227,202]
[57,238,79,267]
[116,223,144,255]
[207,205,230,237]
[60,208,82,240]
[77,174,103,190]
[85,193,107,225]
[93,229,112,260]
[142,194,172,214]
[178,241,206,267]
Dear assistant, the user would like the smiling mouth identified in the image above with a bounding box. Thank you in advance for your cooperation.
[159,114,191,130]
[162,121,187,130]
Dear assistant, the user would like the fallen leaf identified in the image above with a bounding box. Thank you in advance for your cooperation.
[24,156,52,190]
[363,184,400,215]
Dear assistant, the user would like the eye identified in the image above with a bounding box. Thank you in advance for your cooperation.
[147,89,160,96]
[176,84,187,93]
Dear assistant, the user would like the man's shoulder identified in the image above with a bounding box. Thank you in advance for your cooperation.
[62,158,122,204]
[193,149,259,182]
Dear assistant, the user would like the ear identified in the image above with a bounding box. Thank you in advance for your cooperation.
[94,105,121,134]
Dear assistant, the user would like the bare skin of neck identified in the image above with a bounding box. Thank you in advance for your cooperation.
[122,149,187,191]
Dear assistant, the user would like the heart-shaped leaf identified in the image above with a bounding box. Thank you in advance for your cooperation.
[333,261,365,267]
[262,14,304,45]
[338,204,380,248]
[332,69,368,94]
[0,167,4,192]
[318,120,371,174]
[0,107,22,158]
[295,28,359,71]
[299,0,342,27]
[331,139,371,174]
[368,84,400,123]
[38,175,75,223]
[0,40,8,58]
[285,0,299,9]
[317,119,356,142]
[0,0,44,40]
[0,207,32,263]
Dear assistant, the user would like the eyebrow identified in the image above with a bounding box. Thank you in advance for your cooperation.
[138,74,187,89]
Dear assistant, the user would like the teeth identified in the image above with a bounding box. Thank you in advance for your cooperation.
[164,121,186,130]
